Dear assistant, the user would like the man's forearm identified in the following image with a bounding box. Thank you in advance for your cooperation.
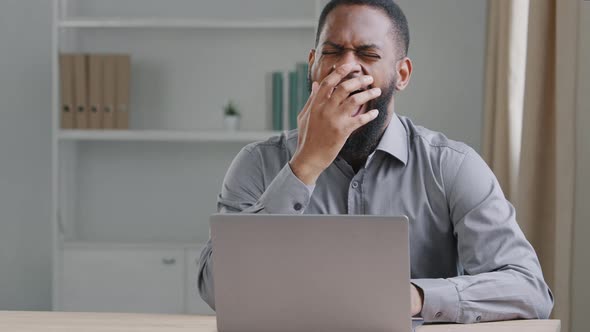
[198,162,317,308]
[411,269,553,323]
[197,239,215,310]
[218,163,315,215]
[289,157,324,186]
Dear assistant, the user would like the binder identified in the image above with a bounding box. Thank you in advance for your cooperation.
[87,54,103,129]
[288,71,298,130]
[73,54,88,129]
[296,62,310,114]
[271,72,283,131]
[59,54,75,129]
[115,55,131,130]
[102,55,116,129]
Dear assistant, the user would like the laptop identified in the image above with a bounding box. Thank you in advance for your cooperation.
[210,214,419,332]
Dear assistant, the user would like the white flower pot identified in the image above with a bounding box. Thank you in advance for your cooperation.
[223,115,240,131]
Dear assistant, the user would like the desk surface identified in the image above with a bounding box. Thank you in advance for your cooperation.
[0,311,560,332]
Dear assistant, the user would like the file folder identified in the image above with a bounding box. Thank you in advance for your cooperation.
[102,55,116,129]
[73,54,88,129]
[88,54,103,129]
[59,54,75,129]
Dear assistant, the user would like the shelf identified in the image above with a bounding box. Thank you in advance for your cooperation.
[62,241,206,250]
[59,18,317,29]
[57,129,284,143]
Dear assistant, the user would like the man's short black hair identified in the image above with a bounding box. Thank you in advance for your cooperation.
[315,0,410,58]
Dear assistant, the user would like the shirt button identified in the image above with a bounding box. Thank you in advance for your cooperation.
[476,315,482,322]
[293,203,303,211]
[351,181,359,189]
[435,312,442,319]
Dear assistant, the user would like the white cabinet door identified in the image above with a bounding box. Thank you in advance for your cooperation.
[186,247,215,315]
[62,247,184,314]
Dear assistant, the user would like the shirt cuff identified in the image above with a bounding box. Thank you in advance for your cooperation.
[257,163,315,214]
[411,278,460,323]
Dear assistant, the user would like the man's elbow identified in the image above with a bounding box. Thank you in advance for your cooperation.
[197,246,216,311]
[533,286,554,319]
[198,273,216,310]
[521,277,554,319]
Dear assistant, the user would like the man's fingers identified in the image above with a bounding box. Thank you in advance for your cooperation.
[297,81,320,122]
[347,109,379,131]
[311,81,319,97]
[329,75,373,105]
[302,81,319,112]
[342,87,382,115]
[296,82,318,146]
[318,63,362,98]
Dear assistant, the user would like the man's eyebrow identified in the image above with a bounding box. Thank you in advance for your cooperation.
[356,44,382,51]
[322,41,345,49]
[321,41,382,51]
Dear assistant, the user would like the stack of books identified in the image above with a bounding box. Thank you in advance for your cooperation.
[271,62,310,131]
[59,54,131,130]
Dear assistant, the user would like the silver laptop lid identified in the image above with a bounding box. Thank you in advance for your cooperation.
[211,214,411,332]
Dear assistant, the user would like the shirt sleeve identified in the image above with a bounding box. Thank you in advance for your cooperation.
[198,143,315,310]
[412,148,554,324]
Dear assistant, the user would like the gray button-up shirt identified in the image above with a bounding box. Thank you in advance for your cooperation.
[198,114,553,324]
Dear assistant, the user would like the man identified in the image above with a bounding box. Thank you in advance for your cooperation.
[198,0,553,324]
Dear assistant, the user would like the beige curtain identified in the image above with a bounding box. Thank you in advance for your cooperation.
[483,0,529,201]
[483,0,578,331]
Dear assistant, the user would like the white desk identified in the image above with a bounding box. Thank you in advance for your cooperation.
[0,311,561,332]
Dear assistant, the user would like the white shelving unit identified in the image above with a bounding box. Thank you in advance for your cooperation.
[58,130,284,143]
[51,0,324,314]
[59,18,317,29]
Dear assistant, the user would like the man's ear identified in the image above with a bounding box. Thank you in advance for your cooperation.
[395,57,413,91]
[308,49,316,69]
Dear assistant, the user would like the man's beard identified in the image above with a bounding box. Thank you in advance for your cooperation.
[338,77,395,159]
[307,72,397,161]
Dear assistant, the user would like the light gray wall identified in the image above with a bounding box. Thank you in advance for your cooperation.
[572,2,590,331]
[66,0,488,245]
[0,0,53,310]
[0,0,487,309]
[395,0,487,151]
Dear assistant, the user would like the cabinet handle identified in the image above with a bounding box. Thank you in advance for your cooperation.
[162,258,176,265]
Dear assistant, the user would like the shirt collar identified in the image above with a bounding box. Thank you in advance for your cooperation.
[366,114,408,167]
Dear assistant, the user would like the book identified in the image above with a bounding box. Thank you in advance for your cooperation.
[288,71,298,130]
[271,72,283,131]
[59,54,75,129]
[296,62,310,114]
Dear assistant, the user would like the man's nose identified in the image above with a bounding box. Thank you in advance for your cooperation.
[333,53,363,78]
[338,50,361,69]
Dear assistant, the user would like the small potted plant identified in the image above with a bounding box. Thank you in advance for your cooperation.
[223,100,240,131]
